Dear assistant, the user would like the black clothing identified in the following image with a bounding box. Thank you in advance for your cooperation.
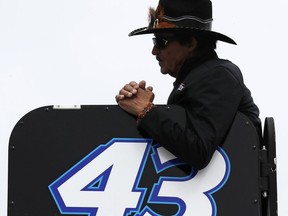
[138,51,261,169]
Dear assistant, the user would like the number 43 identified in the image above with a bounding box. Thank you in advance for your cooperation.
[49,138,230,216]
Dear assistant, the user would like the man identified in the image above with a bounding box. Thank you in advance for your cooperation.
[115,0,261,169]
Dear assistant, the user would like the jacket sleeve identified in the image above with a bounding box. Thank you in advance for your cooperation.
[138,65,244,169]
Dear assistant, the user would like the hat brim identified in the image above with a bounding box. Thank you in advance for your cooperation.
[129,27,236,45]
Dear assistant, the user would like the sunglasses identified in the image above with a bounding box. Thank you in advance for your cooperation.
[152,36,175,49]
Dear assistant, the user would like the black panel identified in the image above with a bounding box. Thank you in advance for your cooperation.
[8,105,264,216]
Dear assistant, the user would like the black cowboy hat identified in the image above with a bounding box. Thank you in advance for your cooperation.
[129,0,236,45]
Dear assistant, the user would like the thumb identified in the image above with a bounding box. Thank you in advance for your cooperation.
[146,86,153,92]
[138,80,146,89]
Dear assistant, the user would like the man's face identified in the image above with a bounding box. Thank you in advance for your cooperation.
[152,34,195,78]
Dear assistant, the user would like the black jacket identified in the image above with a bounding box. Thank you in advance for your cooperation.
[138,51,261,169]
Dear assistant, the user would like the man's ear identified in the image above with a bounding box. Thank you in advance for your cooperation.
[188,37,198,52]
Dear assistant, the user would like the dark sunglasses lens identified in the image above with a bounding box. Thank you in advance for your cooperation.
[153,37,167,48]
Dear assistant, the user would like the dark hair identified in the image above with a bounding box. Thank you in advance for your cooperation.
[175,33,217,51]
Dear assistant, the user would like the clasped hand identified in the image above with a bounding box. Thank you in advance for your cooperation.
[115,80,154,116]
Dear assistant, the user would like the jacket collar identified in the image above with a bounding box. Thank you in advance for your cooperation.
[174,50,218,87]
